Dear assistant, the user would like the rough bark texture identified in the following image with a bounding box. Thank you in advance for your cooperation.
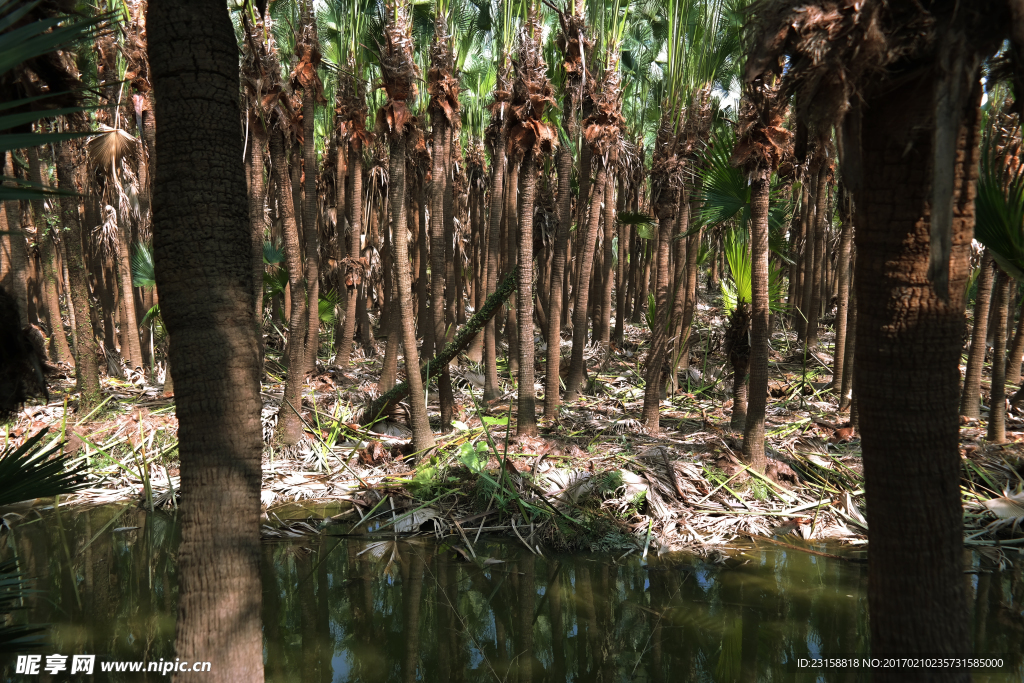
[270,129,307,446]
[335,141,362,367]
[642,206,673,432]
[1006,299,1024,384]
[544,144,572,418]
[831,188,854,390]
[483,134,506,401]
[517,152,538,436]
[564,164,607,401]
[148,2,264,680]
[2,152,28,327]
[248,124,267,366]
[56,135,102,408]
[389,134,434,455]
[989,269,1011,443]
[430,117,454,428]
[742,173,770,471]
[855,69,977,677]
[960,249,994,419]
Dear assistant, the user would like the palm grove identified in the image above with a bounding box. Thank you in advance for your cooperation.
[3,0,1024,680]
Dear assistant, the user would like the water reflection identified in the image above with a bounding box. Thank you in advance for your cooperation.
[1,505,1022,682]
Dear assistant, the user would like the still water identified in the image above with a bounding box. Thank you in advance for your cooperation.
[1,504,1021,682]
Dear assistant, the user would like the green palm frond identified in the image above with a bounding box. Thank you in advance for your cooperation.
[0,429,87,508]
[264,239,285,265]
[131,241,156,288]
[976,108,1024,280]
[319,288,340,325]
[720,228,786,315]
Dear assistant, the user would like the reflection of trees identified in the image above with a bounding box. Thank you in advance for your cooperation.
[9,518,1024,682]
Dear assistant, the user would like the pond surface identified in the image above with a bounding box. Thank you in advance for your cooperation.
[1,504,1021,682]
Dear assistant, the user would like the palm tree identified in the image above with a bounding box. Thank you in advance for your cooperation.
[746,0,1008,670]
[148,0,264,679]
[508,7,557,436]
[376,0,434,454]
[730,75,790,469]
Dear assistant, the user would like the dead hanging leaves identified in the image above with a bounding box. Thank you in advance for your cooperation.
[290,42,327,106]
[730,76,792,173]
[507,13,558,157]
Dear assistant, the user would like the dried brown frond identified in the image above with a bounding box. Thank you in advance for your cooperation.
[507,11,558,158]
[88,124,139,169]
[375,0,419,139]
[428,15,461,127]
[731,76,792,174]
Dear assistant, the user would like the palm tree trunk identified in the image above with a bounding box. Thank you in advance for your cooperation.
[301,33,320,375]
[115,213,144,369]
[483,134,506,401]
[855,73,977,673]
[248,123,267,366]
[517,152,539,436]
[1005,300,1024,385]
[642,207,673,432]
[960,249,995,419]
[389,133,435,454]
[804,158,828,349]
[598,167,616,348]
[430,117,454,429]
[148,2,264,680]
[839,270,857,412]
[56,133,102,408]
[544,144,573,418]
[564,163,607,401]
[831,187,853,390]
[504,159,520,375]
[336,141,363,367]
[270,128,308,446]
[988,268,1011,443]
[742,173,771,471]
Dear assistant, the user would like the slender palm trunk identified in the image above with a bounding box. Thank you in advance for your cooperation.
[56,134,101,408]
[642,207,673,431]
[989,269,1011,443]
[149,2,264,680]
[249,124,267,367]
[302,56,320,375]
[1005,301,1024,384]
[2,152,28,327]
[390,134,435,454]
[598,168,615,347]
[960,249,995,419]
[564,163,607,401]
[336,142,363,367]
[483,132,506,401]
[544,144,572,418]
[517,152,539,436]
[430,117,454,428]
[270,129,307,446]
[831,188,854,390]
[742,173,770,471]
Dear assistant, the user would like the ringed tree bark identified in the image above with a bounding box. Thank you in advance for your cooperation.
[960,249,995,419]
[745,2,1007,676]
[56,125,102,409]
[544,5,592,419]
[427,14,460,429]
[377,0,434,455]
[564,57,624,404]
[148,1,264,681]
[731,78,791,471]
[988,268,1012,443]
[508,13,557,437]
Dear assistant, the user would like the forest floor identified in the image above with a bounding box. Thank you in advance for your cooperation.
[5,298,1024,564]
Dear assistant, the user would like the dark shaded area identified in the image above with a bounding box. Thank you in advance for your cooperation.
[0,285,49,421]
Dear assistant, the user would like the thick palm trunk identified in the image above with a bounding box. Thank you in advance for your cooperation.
[742,173,770,471]
[564,163,607,402]
[855,74,977,676]
[56,134,102,408]
[336,142,363,367]
[149,2,264,680]
[389,135,435,454]
[544,144,572,418]
[960,249,995,419]
[988,269,1011,443]
[270,129,307,446]
[517,152,539,436]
